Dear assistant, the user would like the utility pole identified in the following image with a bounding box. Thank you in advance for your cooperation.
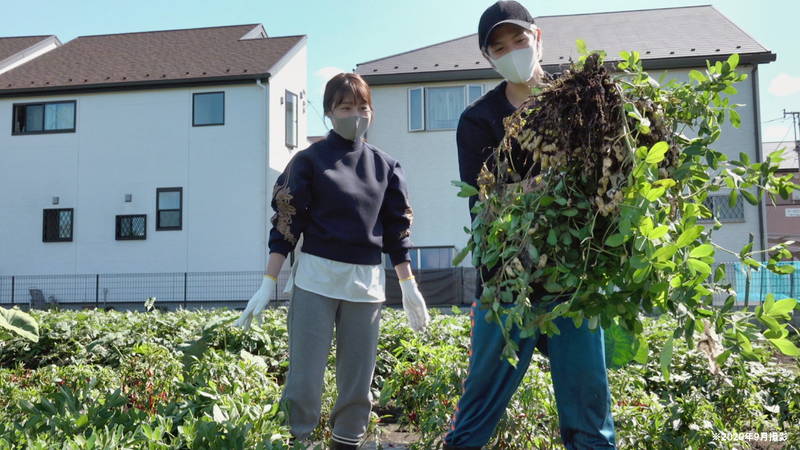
[783,109,800,169]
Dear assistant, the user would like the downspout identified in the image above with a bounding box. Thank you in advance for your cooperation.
[257,78,270,265]
[751,65,768,256]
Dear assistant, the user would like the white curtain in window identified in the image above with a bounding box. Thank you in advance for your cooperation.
[426,86,464,130]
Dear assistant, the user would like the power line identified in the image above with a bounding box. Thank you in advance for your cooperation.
[782,109,800,169]
[306,98,329,133]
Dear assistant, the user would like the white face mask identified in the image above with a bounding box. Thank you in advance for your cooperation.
[330,114,370,141]
[490,46,537,84]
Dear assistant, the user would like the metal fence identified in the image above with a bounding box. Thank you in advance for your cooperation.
[712,260,800,305]
[1,262,796,312]
[0,268,477,311]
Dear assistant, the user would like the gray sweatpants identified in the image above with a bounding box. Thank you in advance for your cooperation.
[281,286,382,446]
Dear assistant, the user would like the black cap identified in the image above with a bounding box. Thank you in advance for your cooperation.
[478,1,536,51]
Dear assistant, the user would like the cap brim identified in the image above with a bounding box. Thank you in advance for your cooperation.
[482,19,536,50]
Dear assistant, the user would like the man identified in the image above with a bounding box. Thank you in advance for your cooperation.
[443,2,616,449]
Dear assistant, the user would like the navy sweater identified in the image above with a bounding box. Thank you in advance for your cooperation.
[458,81,517,219]
[269,131,413,266]
[458,79,563,301]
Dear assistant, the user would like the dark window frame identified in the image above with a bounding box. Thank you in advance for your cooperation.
[115,214,147,240]
[701,194,746,223]
[12,100,77,135]
[42,208,73,242]
[285,90,298,148]
[384,245,456,269]
[192,91,225,127]
[156,187,183,231]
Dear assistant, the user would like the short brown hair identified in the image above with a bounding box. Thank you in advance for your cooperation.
[323,73,373,114]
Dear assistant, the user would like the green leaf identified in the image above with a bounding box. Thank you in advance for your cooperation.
[547,229,558,246]
[644,187,666,202]
[0,307,39,342]
[603,323,637,369]
[686,258,711,277]
[633,336,649,364]
[645,142,669,165]
[727,53,739,70]
[654,245,678,261]
[741,190,758,205]
[562,208,579,217]
[452,245,471,267]
[576,39,588,56]
[452,180,478,198]
[769,298,797,319]
[689,244,714,258]
[730,109,741,127]
[605,234,625,247]
[728,190,739,208]
[714,264,726,282]
[648,225,669,240]
[689,69,707,83]
[660,337,674,383]
[676,226,703,248]
[743,258,761,269]
[768,337,800,356]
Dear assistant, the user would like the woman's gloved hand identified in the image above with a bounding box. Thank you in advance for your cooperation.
[234,275,276,329]
[399,276,430,332]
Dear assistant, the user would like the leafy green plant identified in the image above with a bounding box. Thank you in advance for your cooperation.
[453,45,800,372]
[0,307,39,342]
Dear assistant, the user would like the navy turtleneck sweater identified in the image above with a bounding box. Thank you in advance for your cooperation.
[268,131,413,266]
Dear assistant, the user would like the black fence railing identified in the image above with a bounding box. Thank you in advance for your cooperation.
[0,268,478,311]
[2,262,796,312]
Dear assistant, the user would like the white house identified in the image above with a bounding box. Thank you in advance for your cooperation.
[356,5,775,281]
[0,24,307,307]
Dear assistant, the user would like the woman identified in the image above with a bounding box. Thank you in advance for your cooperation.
[235,72,430,450]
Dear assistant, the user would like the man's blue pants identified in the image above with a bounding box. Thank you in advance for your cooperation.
[444,301,616,449]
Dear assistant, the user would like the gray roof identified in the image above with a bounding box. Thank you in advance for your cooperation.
[0,36,54,61]
[0,25,305,96]
[764,141,800,171]
[357,5,775,85]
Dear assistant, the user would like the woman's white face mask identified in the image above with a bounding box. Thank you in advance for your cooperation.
[490,45,538,84]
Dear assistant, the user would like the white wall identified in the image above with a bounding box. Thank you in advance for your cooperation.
[367,65,764,266]
[0,83,269,276]
[368,78,500,255]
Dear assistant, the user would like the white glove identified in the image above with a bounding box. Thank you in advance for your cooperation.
[399,277,430,332]
[234,275,276,329]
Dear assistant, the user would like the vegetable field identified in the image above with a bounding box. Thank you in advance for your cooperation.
[0,306,797,449]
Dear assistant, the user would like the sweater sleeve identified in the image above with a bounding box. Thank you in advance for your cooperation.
[268,152,313,256]
[457,112,496,218]
[380,160,413,266]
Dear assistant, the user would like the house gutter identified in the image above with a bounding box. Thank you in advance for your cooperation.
[752,65,768,256]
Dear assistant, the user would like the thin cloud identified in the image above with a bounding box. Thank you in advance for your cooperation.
[768,73,800,97]
[763,124,792,142]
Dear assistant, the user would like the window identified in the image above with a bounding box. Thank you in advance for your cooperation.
[116,215,146,240]
[156,188,182,230]
[43,208,73,242]
[193,92,224,126]
[13,101,75,135]
[408,85,483,131]
[703,194,745,222]
[408,87,424,131]
[285,90,298,148]
[385,246,455,269]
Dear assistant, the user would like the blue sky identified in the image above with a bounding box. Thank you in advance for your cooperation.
[3,0,799,144]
